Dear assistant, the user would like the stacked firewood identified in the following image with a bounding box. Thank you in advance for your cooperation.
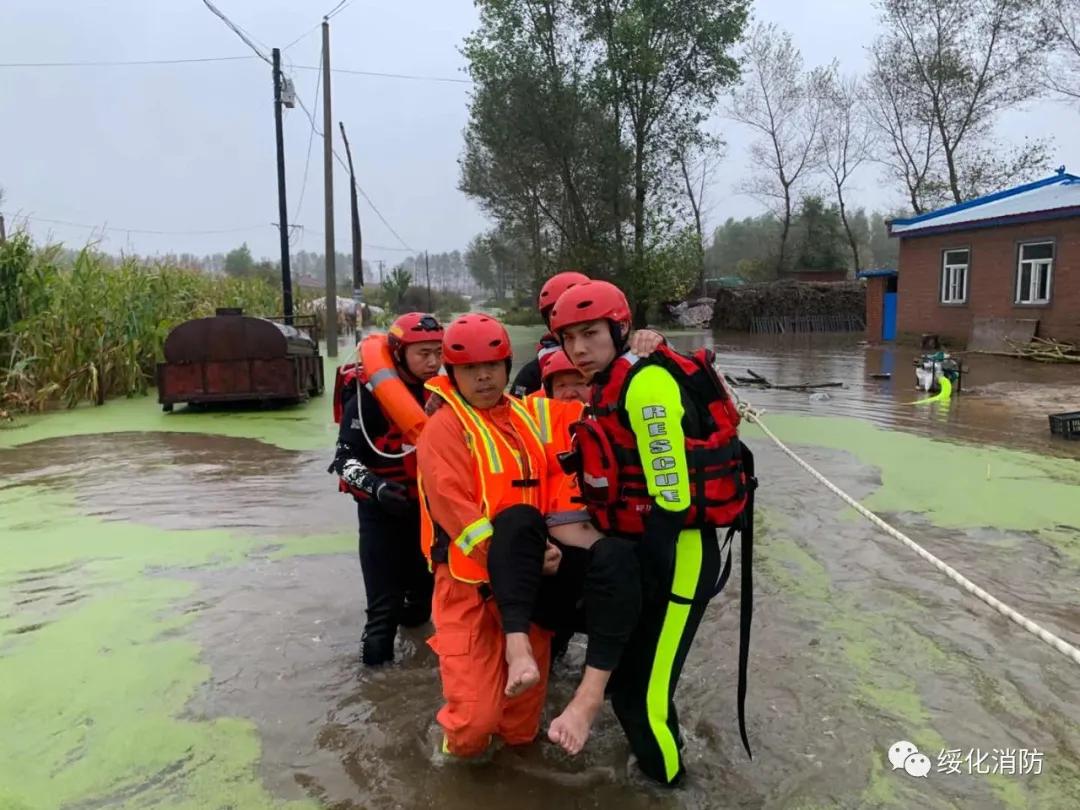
[1002,336,1080,363]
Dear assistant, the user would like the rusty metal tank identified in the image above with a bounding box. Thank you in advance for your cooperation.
[156,309,324,411]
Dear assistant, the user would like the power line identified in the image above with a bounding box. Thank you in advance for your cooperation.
[4,211,270,236]
[324,0,350,19]
[283,22,322,52]
[293,95,415,251]
[0,55,254,68]
[292,43,324,224]
[292,64,472,85]
[200,0,272,65]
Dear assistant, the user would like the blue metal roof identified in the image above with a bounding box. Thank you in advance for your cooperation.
[889,168,1080,237]
[856,268,898,279]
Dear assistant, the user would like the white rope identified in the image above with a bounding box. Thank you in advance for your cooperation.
[739,402,1080,668]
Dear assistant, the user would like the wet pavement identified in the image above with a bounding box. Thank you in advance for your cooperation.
[1,333,1078,809]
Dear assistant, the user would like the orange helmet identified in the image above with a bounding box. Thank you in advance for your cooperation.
[388,312,444,352]
[539,349,578,384]
[538,271,590,316]
[442,314,512,365]
[548,280,631,335]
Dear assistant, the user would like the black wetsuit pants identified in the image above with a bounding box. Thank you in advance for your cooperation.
[608,526,725,786]
[356,499,434,665]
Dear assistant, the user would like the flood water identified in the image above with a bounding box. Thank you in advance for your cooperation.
[1,331,1078,809]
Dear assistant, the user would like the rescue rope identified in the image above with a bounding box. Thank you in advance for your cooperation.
[738,402,1080,668]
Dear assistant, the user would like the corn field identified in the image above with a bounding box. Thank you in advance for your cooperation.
[0,233,303,412]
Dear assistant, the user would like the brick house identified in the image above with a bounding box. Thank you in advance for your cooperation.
[886,170,1080,346]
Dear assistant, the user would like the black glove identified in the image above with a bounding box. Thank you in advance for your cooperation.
[373,479,411,516]
[640,505,688,603]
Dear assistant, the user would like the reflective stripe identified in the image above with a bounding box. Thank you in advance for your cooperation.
[368,367,398,387]
[646,528,702,782]
[533,397,552,444]
[455,517,494,554]
[460,400,503,474]
[507,397,544,447]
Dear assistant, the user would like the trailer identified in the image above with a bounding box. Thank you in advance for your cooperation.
[156,308,323,411]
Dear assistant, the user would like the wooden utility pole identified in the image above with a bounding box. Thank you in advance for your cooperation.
[0,214,6,244]
[339,122,364,339]
[272,47,294,325]
[321,20,338,355]
[424,251,432,312]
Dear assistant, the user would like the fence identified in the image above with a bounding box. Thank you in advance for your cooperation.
[750,313,866,335]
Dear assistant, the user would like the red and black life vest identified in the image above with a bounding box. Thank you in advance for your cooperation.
[566,344,747,536]
[332,363,419,501]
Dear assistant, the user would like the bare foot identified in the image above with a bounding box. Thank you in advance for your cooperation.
[548,690,604,755]
[504,632,541,697]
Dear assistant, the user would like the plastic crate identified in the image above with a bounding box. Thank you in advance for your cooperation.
[1048,411,1080,439]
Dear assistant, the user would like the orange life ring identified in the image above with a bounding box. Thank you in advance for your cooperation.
[359,332,429,445]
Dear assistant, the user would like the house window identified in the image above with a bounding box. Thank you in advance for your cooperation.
[1016,242,1053,304]
[941,249,969,304]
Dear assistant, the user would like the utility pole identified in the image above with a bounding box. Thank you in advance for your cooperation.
[272,48,294,325]
[339,122,364,340]
[378,260,385,285]
[0,214,6,244]
[425,251,432,312]
[321,20,338,355]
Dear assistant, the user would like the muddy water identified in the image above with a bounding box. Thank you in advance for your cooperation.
[2,334,1079,809]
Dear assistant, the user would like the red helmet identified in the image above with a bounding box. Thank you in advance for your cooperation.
[388,312,444,353]
[540,349,579,383]
[538,271,590,315]
[548,280,632,335]
[442,314,512,365]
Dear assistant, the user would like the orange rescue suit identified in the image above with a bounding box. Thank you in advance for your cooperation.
[418,376,547,583]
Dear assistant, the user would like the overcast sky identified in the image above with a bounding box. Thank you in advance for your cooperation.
[2,0,1078,262]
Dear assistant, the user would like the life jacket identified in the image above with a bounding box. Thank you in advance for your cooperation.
[418,376,547,584]
[525,394,589,525]
[331,333,428,500]
[566,344,747,536]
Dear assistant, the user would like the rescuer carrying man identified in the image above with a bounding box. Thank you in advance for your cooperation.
[550,281,756,785]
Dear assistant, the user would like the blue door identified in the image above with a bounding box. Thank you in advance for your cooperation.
[882,292,898,341]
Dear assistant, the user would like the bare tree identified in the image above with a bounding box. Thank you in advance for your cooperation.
[874,0,1053,206]
[818,68,875,271]
[866,45,944,215]
[673,132,720,294]
[1045,0,1080,100]
[730,23,824,275]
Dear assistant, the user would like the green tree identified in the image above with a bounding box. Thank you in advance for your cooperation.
[464,235,496,293]
[584,0,748,320]
[869,211,901,268]
[460,0,750,323]
[383,267,412,314]
[793,196,847,273]
[223,243,255,278]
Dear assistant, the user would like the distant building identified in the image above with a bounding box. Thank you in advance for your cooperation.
[885,169,1080,346]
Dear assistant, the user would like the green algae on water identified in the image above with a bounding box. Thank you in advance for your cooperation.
[0,485,319,809]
